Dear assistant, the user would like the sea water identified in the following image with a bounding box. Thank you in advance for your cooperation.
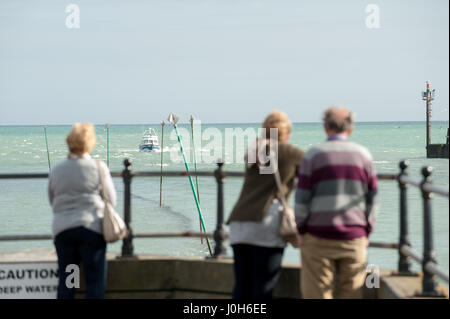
[0,122,448,278]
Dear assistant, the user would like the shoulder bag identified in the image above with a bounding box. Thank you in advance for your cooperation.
[97,161,128,243]
[272,162,301,248]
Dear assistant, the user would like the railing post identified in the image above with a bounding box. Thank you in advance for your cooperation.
[396,160,416,276]
[121,159,134,258]
[213,160,227,258]
[419,166,443,296]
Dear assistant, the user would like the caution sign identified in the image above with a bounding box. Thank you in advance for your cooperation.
[0,263,58,299]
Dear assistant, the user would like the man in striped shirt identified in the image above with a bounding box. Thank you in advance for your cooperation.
[295,106,378,299]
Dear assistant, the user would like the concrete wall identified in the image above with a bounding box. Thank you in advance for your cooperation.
[1,249,445,299]
[74,255,447,299]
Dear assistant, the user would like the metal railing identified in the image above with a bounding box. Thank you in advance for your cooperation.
[0,159,448,297]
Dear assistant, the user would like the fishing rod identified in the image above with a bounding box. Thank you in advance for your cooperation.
[43,126,51,171]
[160,121,165,207]
[190,115,203,244]
[168,112,213,256]
[190,115,200,203]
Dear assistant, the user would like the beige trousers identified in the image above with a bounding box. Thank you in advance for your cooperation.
[300,233,368,299]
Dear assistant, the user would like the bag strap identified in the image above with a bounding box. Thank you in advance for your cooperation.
[273,167,289,209]
[96,160,110,204]
[266,146,289,212]
[255,138,289,213]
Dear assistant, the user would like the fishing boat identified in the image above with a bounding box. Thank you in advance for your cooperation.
[139,128,160,152]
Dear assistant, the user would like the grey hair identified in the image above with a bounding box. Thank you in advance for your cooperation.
[322,106,355,133]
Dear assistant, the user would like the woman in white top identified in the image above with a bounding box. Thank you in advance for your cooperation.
[48,123,116,299]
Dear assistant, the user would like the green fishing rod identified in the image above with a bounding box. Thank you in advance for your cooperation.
[168,113,213,256]
[190,115,203,244]
[190,115,200,203]
[43,126,51,171]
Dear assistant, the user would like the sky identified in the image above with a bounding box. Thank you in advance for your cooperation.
[0,0,449,125]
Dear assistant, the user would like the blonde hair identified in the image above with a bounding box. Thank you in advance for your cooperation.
[66,123,97,155]
[262,110,292,141]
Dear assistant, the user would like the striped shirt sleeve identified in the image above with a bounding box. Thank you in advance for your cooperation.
[365,161,378,234]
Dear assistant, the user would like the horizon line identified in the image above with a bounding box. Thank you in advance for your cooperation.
[0,120,449,127]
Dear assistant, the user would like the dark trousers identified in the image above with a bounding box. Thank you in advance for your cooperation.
[232,244,284,299]
[54,226,107,299]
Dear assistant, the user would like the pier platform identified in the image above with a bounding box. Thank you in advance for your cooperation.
[1,249,447,299]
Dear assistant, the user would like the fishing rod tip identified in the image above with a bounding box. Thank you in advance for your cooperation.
[167,113,179,125]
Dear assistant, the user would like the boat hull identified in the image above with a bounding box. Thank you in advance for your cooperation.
[139,145,160,152]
